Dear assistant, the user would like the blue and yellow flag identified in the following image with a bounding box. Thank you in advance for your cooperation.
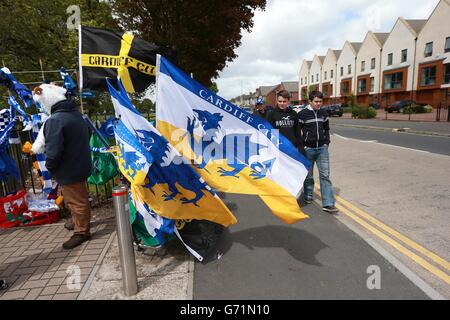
[108,78,237,227]
[156,55,311,224]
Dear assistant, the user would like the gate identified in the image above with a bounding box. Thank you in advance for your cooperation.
[436,88,450,122]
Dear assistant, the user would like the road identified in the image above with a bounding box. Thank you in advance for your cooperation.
[193,123,450,300]
[331,126,450,156]
[193,194,429,300]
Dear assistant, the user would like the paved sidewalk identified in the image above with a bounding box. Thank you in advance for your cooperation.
[0,218,115,300]
[0,208,192,300]
[81,236,192,300]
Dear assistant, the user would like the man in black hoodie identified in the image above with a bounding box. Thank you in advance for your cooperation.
[267,90,304,154]
[33,84,92,249]
[252,96,269,120]
[298,91,338,213]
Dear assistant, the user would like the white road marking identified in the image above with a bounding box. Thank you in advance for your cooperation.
[333,133,430,154]
[333,134,349,140]
[373,142,430,154]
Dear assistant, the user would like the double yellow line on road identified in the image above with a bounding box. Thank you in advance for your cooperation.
[314,188,450,284]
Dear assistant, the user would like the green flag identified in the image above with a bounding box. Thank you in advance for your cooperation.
[87,133,119,185]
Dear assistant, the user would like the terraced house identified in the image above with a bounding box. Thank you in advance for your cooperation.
[299,60,312,102]
[321,49,341,105]
[336,41,362,105]
[356,31,389,106]
[381,18,426,106]
[299,0,450,109]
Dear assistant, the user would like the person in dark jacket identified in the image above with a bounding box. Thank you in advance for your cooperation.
[33,84,92,249]
[298,91,338,213]
[252,96,269,120]
[267,90,304,154]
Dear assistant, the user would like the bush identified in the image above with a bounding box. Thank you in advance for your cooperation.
[403,103,433,114]
[424,105,433,113]
[352,105,377,119]
[367,106,377,118]
[343,107,353,114]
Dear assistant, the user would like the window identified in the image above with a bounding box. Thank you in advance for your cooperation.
[324,71,327,80]
[384,72,403,90]
[361,61,365,72]
[323,84,329,97]
[358,79,367,93]
[341,81,350,95]
[305,77,307,84]
[424,42,433,57]
[301,78,303,85]
[401,49,407,63]
[444,64,450,84]
[348,64,352,75]
[371,58,376,70]
[331,70,334,79]
[311,75,314,83]
[340,67,343,76]
[316,74,319,82]
[387,53,393,66]
[421,66,436,86]
[370,77,375,92]
[445,37,450,53]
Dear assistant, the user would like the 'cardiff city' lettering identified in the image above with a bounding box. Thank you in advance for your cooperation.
[198,89,272,139]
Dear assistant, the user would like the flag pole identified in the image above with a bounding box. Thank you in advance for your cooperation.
[39,59,45,82]
[78,24,85,114]
[2,60,12,96]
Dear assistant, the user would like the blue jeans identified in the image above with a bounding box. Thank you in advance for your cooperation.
[303,145,335,207]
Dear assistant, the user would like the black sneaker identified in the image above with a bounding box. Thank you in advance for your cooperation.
[322,206,339,213]
[303,198,313,204]
[0,279,7,290]
[62,234,90,250]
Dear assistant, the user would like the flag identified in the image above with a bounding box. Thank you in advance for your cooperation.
[87,133,119,185]
[30,114,53,194]
[79,26,161,93]
[0,108,19,182]
[59,67,77,95]
[156,55,311,224]
[129,190,175,247]
[0,67,34,108]
[7,96,30,124]
[107,78,237,227]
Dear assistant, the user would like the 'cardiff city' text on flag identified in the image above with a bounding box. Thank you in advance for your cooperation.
[156,55,311,224]
[79,26,161,93]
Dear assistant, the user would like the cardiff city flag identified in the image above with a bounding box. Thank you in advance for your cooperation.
[79,26,161,93]
[107,78,237,227]
[156,55,311,224]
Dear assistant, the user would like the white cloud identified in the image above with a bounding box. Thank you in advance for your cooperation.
[216,0,440,100]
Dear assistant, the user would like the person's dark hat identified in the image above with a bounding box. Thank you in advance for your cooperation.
[256,97,264,105]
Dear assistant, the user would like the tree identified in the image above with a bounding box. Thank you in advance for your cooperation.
[210,81,219,94]
[0,0,117,107]
[110,0,266,86]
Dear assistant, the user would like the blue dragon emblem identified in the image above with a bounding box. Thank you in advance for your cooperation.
[117,141,147,180]
[136,129,215,206]
[186,109,275,179]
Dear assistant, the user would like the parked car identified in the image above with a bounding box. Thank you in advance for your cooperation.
[321,104,343,117]
[369,102,380,109]
[384,100,414,113]
[292,104,307,113]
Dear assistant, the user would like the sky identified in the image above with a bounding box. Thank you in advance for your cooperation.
[215,0,440,100]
